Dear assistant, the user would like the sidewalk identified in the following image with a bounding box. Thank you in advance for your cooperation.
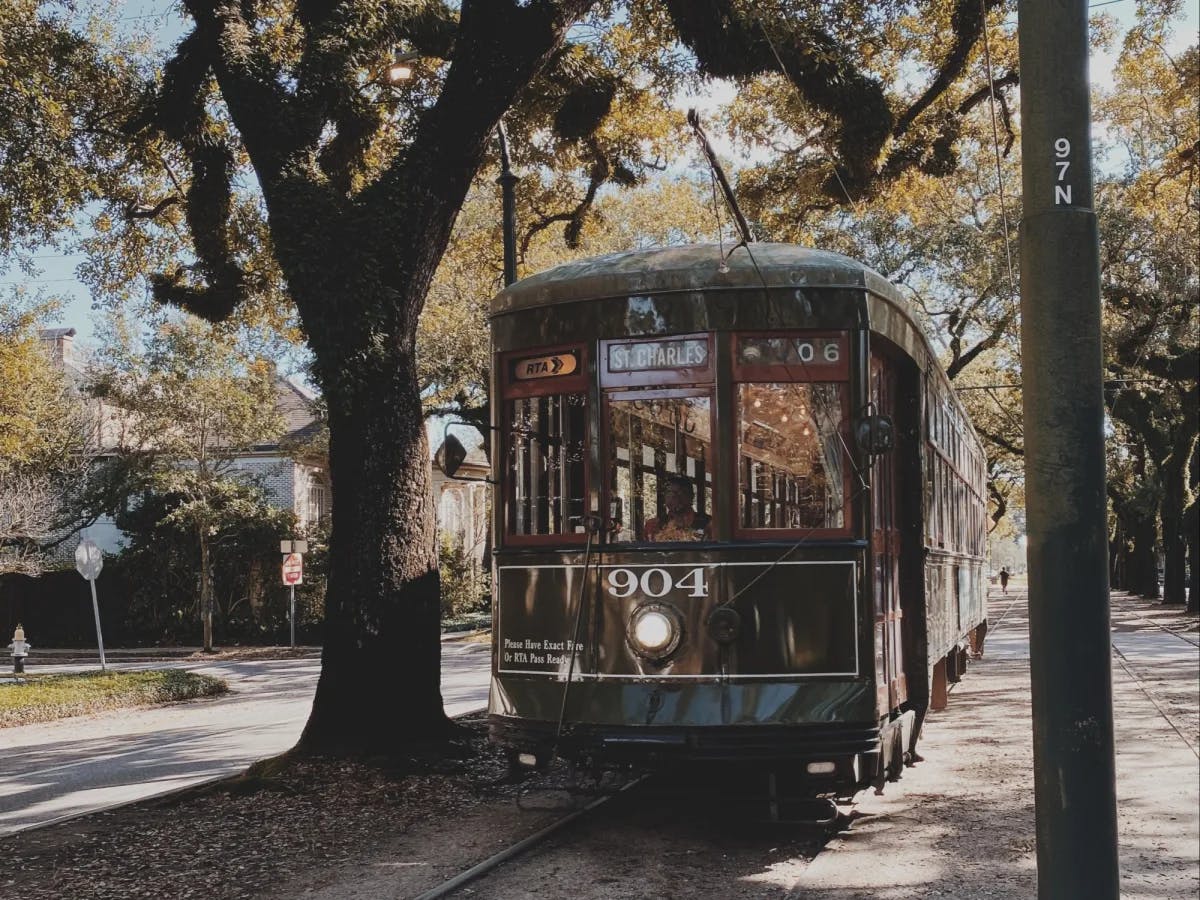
[788,590,1200,899]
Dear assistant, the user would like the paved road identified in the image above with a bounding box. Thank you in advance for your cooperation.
[0,642,492,835]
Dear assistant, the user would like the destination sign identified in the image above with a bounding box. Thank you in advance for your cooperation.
[512,351,579,380]
[608,339,708,373]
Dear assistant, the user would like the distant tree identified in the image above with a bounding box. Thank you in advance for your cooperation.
[113,477,297,642]
[88,316,284,649]
[0,296,90,574]
[1096,31,1198,605]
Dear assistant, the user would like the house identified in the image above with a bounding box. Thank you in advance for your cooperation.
[431,436,490,567]
[37,328,331,556]
[38,328,482,561]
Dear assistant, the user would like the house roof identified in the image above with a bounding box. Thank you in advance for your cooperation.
[274,378,323,444]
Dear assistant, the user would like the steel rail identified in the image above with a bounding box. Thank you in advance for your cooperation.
[412,776,645,900]
[1109,645,1199,760]
[1111,607,1200,649]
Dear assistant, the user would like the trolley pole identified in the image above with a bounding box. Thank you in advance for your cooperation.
[1018,2,1119,897]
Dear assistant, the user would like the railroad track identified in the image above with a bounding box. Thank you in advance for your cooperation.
[410,771,836,899]
[412,776,646,900]
[1112,605,1200,649]
[1107,599,1199,759]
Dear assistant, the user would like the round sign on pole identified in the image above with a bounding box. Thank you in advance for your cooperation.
[74,539,104,580]
[281,552,304,586]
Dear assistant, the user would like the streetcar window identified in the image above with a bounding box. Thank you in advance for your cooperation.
[506,393,588,539]
[736,383,847,532]
[606,393,713,543]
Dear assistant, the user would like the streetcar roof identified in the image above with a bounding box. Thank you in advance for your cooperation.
[490,243,912,317]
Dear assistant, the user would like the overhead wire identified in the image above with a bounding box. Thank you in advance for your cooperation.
[758,23,863,218]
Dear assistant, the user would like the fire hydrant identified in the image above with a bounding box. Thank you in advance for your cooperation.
[8,625,30,676]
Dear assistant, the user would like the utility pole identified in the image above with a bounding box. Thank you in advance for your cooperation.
[1018,2,1120,897]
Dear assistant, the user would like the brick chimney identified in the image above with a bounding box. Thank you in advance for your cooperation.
[37,327,76,366]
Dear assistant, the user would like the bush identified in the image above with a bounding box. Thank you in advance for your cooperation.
[439,534,488,620]
[114,480,299,643]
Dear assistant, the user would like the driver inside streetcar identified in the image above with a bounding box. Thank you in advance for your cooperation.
[645,475,711,542]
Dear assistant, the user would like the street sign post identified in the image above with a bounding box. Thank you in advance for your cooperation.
[281,553,304,585]
[74,539,106,672]
[281,550,304,648]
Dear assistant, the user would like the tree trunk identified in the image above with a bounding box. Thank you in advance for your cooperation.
[1160,427,1197,605]
[1161,498,1186,605]
[1185,497,1198,614]
[1123,507,1159,598]
[296,349,450,755]
[1109,521,1127,591]
[200,530,214,651]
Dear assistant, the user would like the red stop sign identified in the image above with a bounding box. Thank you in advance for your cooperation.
[281,552,304,585]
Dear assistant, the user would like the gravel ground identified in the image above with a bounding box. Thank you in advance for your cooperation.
[2,591,1194,900]
[2,717,522,900]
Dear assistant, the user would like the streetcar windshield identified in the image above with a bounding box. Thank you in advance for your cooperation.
[736,383,847,532]
[606,392,713,543]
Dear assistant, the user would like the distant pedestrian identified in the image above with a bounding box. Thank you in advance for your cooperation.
[999,567,1010,594]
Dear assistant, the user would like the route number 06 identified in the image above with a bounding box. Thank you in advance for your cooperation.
[795,341,840,364]
[606,567,709,598]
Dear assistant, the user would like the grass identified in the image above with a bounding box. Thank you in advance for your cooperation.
[0,669,229,728]
[442,611,491,632]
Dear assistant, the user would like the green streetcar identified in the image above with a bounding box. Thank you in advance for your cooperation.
[462,243,987,808]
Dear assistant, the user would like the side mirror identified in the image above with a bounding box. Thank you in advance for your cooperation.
[437,433,469,478]
[855,414,895,455]
[435,423,494,483]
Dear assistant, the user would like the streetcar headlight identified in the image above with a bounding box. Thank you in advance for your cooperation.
[628,604,682,660]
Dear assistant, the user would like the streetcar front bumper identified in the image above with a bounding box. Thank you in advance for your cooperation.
[491,715,880,785]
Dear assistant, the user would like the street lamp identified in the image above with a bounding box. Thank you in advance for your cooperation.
[386,51,421,84]
[384,48,519,286]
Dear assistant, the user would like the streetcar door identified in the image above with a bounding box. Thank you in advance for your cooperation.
[871,354,906,713]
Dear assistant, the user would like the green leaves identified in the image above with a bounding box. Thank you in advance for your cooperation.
[0,1,147,257]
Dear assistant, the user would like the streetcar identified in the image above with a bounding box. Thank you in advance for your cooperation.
[447,243,988,803]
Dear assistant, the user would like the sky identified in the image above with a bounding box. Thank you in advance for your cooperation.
[14,0,1199,350]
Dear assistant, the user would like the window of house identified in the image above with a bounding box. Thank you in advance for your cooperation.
[307,481,329,523]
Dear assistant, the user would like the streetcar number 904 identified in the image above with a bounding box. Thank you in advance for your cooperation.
[606,567,709,598]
